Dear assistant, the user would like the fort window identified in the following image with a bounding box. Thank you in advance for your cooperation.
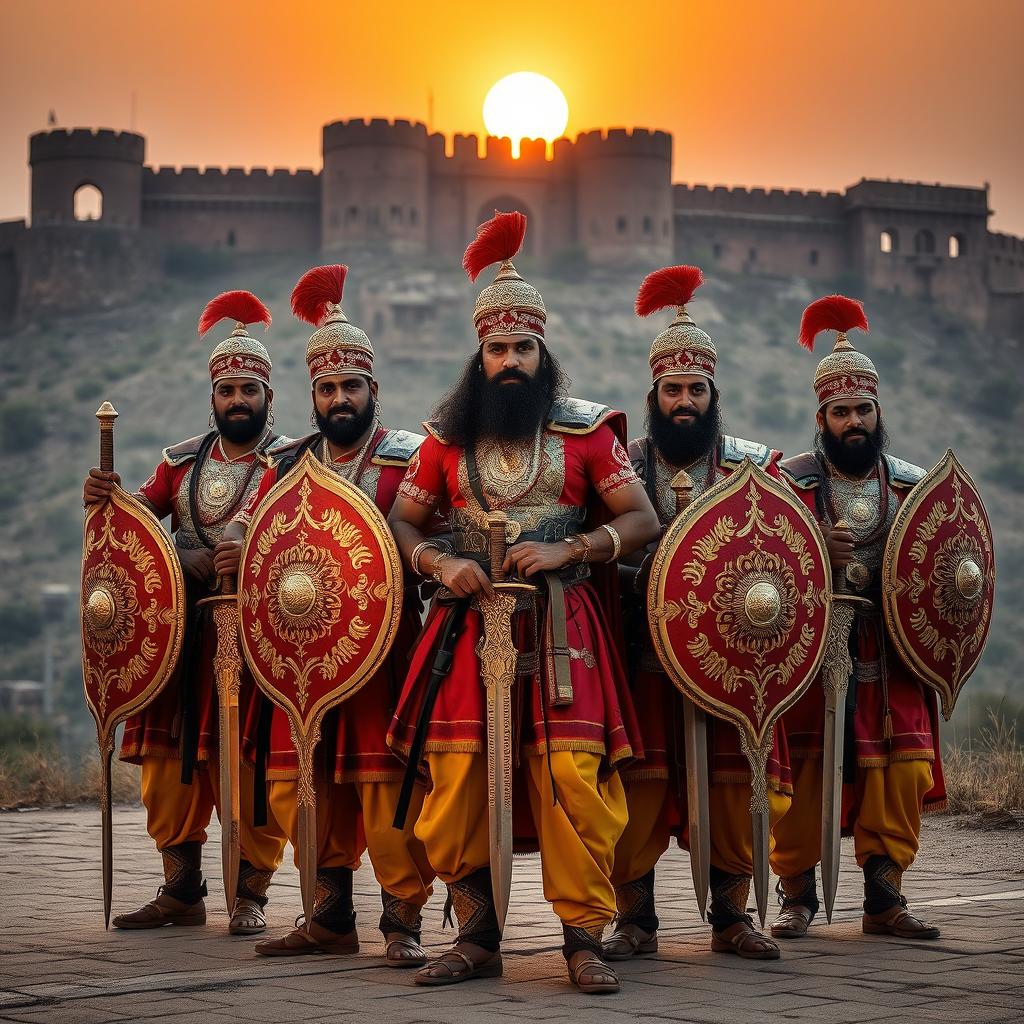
[712,243,722,260]
[73,184,102,222]
[949,233,966,258]
[372,312,385,335]
[809,249,819,266]
[346,206,358,224]
[616,216,627,235]
[880,230,898,254]
[390,205,402,223]
[915,229,935,254]
[642,216,652,235]
[227,229,236,248]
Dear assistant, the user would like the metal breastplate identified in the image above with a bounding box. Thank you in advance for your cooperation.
[452,432,588,582]
[830,475,897,592]
[174,455,265,550]
[317,438,383,503]
[652,449,716,525]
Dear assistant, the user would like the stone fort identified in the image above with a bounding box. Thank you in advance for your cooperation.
[2,118,1022,333]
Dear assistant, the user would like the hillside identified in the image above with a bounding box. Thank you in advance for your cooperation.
[0,247,1020,752]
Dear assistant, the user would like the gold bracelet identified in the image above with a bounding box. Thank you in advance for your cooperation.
[411,541,441,576]
[564,533,592,565]
[430,551,451,586]
[600,523,622,562]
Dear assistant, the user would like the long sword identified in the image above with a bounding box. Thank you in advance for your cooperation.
[479,511,533,931]
[669,470,711,921]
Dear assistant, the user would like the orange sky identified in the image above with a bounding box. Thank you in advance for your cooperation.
[2,0,1022,233]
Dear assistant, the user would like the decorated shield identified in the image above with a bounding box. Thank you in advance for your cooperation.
[882,450,995,720]
[81,489,186,751]
[647,459,832,754]
[238,450,403,739]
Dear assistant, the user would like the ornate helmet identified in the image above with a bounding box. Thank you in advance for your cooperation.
[198,291,273,387]
[463,210,546,344]
[636,265,716,384]
[798,295,876,408]
[291,264,374,382]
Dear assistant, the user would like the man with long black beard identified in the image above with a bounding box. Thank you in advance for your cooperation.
[604,265,791,963]
[216,265,435,964]
[385,212,659,994]
[769,295,944,941]
[83,291,290,934]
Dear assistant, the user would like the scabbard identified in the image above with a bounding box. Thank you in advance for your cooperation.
[541,572,573,707]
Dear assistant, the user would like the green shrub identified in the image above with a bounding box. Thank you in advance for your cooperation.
[0,399,46,451]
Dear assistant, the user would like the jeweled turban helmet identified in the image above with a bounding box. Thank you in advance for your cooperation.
[199,291,273,386]
[635,265,716,384]
[798,295,876,408]
[291,264,374,382]
[463,210,546,345]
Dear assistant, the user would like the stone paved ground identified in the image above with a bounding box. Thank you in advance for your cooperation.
[0,806,1021,1024]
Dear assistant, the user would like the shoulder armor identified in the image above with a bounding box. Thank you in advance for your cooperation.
[373,429,425,466]
[547,397,613,434]
[885,454,926,488]
[719,435,772,470]
[627,437,649,480]
[267,432,319,467]
[422,420,449,445]
[264,434,300,457]
[779,452,821,489]
[162,432,213,467]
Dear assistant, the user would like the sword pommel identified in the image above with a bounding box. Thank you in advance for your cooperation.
[834,519,850,530]
[487,511,509,583]
[670,470,694,515]
[95,401,119,473]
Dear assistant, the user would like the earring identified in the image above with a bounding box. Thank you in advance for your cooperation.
[209,410,215,428]
[310,411,317,428]
[267,407,275,427]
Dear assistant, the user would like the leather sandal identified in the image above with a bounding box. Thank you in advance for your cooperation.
[229,897,267,936]
[112,892,206,930]
[567,950,620,994]
[414,944,503,986]
[384,932,428,968]
[602,923,658,961]
[254,919,359,957]
[863,905,940,940]
[771,903,814,939]
[711,921,781,960]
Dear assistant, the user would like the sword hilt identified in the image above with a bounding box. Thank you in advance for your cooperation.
[487,511,509,583]
[95,401,119,473]
[219,574,237,597]
[670,470,694,516]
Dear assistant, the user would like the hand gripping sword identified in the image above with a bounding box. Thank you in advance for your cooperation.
[820,521,873,922]
[479,511,535,931]
[669,471,711,922]
[199,573,243,915]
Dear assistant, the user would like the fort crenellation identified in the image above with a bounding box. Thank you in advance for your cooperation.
[2,119,1022,333]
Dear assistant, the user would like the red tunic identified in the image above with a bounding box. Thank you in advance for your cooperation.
[621,437,793,843]
[239,429,426,784]
[119,437,275,765]
[386,414,644,776]
[780,455,946,821]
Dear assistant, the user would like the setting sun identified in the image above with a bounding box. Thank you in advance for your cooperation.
[482,72,569,157]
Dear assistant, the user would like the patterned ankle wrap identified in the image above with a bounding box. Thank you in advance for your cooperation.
[444,867,501,952]
[614,867,659,933]
[561,923,606,960]
[312,867,356,934]
[236,859,273,909]
[160,841,207,905]
[709,868,752,931]
[863,855,905,915]
[776,868,819,918]
[379,890,422,939]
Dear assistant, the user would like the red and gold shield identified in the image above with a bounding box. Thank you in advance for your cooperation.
[647,459,832,752]
[81,490,186,750]
[237,451,403,739]
[883,450,995,720]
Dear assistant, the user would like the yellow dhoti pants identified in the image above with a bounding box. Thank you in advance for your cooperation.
[612,778,791,885]
[417,751,627,930]
[770,758,934,877]
[267,778,433,908]
[140,755,286,872]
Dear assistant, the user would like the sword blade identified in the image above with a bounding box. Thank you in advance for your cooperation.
[297,797,318,931]
[683,698,710,920]
[751,808,770,927]
[101,745,113,929]
[821,700,846,924]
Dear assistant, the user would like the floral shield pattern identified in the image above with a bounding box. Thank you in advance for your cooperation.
[882,449,995,720]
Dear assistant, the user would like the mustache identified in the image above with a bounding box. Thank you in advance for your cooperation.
[328,404,357,417]
[492,368,531,385]
[842,427,869,441]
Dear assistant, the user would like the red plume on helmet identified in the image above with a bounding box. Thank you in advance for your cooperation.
[463,210,527,282]
[198,290,272,336]
[635,265,704,317]
[798,295,869,351]
[290,265,348,328]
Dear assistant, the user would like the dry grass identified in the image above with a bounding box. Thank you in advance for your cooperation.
[0,747,139,809]
[943,707,1024,816]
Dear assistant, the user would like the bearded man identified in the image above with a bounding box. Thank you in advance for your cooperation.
[769,295,944,940]
[605,266,791,963]
[214,265,435,965]
[385,212,660,994]
[82,291,290,933]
